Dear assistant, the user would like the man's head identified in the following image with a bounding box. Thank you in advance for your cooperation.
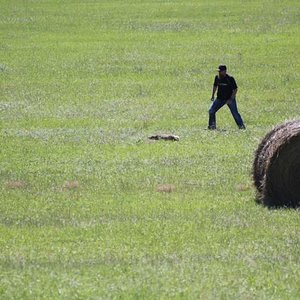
[217,65,227,78]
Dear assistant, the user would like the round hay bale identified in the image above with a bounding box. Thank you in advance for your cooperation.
[253,120,300,208]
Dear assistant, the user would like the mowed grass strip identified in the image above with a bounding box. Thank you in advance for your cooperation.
[1,0,300,299]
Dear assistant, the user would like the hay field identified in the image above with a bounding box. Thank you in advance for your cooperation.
[1,0,300,298]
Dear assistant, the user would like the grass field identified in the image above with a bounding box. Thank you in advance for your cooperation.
[1,0,300,299]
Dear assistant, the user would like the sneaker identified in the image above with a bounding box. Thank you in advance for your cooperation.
[239,125,246,129]
[208,125,216,130]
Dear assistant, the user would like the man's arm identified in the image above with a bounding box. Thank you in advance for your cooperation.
[211,85,217,101]
[227,76,238,103]
[227,88,238,104]
[230,88,238,99]
[229,76,238,100]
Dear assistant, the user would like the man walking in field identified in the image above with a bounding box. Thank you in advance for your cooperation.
[208,65,245,130]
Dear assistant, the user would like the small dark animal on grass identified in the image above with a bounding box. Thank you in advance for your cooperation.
[148,134,179,141]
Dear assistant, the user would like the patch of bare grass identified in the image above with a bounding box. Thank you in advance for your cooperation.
[156,184,176,193]
[63,180,79,190]
[4,180,27,190]
[236,184,251,192]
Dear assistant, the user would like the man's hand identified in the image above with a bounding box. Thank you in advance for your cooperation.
[210,97,215,102]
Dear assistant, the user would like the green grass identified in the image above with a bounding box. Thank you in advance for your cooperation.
[1,0,300,299]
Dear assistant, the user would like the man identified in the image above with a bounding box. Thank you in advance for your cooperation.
[208,65,245,130]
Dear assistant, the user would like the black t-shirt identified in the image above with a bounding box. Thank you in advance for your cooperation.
[214,74,238,101]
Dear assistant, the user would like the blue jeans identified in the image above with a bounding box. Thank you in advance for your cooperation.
[208,98,245,128]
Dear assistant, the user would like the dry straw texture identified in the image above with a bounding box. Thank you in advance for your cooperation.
[253,120,300,208]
